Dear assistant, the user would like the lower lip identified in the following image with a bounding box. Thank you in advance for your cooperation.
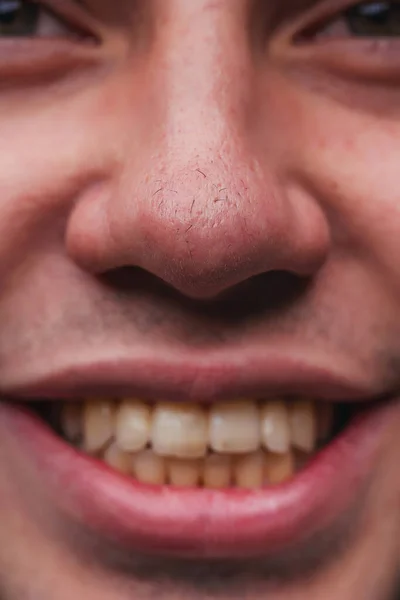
[0,400,395,559]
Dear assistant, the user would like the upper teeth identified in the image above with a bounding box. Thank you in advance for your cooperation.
[62,397,332,459]
[151,403,209,458]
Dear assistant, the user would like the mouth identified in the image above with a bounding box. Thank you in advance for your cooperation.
[0,376,395,562]
[37,396,349,489]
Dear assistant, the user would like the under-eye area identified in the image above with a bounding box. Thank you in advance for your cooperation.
[28,397,362,490]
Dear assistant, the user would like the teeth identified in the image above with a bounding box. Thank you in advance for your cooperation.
[294,449,311,471]
[61,403,83,443]
[115,400,151,452]
[261,399,290,454]
[103,442,132,475]
[210,400,260,454]
[132,450,166,486]
[235,451,265,489]
[203,454,232,488]
[83,399,115,454]
[168,459,201,487]
[317,403,334,442]
[289,400,316,453]
[151,403,208,458]
[265,451,294,485]
[60,396,334,488]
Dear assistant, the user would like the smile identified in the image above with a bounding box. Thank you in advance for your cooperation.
[0,353,395,561]
[52,397,336,488]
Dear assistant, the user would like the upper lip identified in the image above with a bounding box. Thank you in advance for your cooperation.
[0,344,386,403]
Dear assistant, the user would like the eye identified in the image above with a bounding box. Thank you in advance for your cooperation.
[344,1,400,36]
[317,1,400,38]
[0,0,77,38]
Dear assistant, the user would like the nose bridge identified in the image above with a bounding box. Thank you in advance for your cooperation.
[118,1,257,229]
[67,2,330,298]
[151,1,252,165]
[113,3,268,283]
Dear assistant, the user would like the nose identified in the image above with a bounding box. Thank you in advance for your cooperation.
[67,5,329,299]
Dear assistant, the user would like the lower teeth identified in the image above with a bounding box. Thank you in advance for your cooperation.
[41,398,339,489]
[103,446,300,489]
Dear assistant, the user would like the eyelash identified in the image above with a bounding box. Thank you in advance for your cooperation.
[0,0,94,41]
[0,0,399,48]
[296,0,400,41]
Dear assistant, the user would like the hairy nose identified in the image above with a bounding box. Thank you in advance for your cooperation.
[67,5,329,299]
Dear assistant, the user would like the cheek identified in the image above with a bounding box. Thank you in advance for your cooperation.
[324,127,400,282]
[0,85,122,280]
[0,92,110,289]
[0,64,159,231]
[0,86,117,217]
[277,90,400,288]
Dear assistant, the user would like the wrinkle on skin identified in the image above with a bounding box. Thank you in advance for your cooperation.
[0,0,398,599]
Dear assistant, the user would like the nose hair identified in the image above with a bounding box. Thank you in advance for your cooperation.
[68,166,328,300]
[67,18,329,299]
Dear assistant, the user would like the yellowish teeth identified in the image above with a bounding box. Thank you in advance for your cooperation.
[83,399,115,454]
[61,403,83,444]
[317,403,335,442]
[132,449,166,486]
[234,450,265,489]
[151,403,208,458]
[58,396,334,489]
[294,449,312,471]
[103,441,132,475]
[289,399,317,453]
[115,400,151,452]
[203,454,232,489]
[209,400,260,454]
[261,399,291,454]
[265,450,295,485]
[168,458,202,487]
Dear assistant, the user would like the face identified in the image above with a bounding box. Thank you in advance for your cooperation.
[0,0,399,598]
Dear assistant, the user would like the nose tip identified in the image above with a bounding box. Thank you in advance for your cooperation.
[67,165,329,300]
[66,5,330,300]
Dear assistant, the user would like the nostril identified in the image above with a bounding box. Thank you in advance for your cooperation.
[195,271,311,326]
[98,266,311,326]
[211,271,310,315]
[99,266,180,298]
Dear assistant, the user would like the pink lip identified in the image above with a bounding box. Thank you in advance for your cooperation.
[0,398,394,559]
[0,349,384,402]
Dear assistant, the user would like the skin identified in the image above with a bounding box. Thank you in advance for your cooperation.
[0,0,399,598]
